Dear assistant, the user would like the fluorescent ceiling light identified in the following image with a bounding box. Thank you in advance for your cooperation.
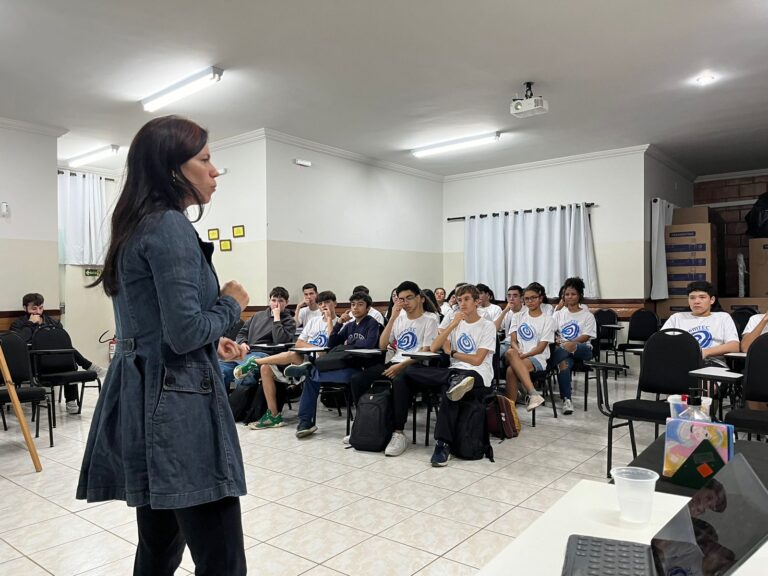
[412,132,501,158]
[694,71,718,86]
[141,66,223,112]
[68,145,120,168]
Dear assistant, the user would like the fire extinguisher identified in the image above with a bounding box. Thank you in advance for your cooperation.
[99,331,117,363]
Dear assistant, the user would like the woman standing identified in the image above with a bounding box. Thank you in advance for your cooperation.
[77,116,250,576]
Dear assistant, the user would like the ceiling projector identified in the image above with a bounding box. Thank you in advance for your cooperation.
[510,96,549,118]
[510,81,548,118]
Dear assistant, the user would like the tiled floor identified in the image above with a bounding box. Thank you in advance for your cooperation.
[0,366,657,575]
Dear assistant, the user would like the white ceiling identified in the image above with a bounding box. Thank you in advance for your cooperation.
[3,0,768,177]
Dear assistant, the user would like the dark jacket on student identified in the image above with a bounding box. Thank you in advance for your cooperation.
[236,309,296,345]
[10,314,62,343]
[77,210,245,509]
[329,315,380,349]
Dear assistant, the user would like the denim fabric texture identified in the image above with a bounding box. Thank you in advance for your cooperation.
[551,343,594,399]
[77,210,246,509]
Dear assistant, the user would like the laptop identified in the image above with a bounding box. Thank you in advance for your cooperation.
[561,454,768,576]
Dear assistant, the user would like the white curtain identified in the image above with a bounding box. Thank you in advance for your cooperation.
[464,202,599,298]
[650,197,676,300]
[58,171,109,265]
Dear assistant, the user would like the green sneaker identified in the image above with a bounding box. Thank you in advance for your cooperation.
[234,356,261,380]
[248,409,284,430]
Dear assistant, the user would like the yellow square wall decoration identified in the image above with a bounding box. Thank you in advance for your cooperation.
[219,239,232,252]
[232,225,245,238]
[207,228,219,241]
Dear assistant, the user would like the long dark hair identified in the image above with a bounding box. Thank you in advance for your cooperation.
[92,116,209,295]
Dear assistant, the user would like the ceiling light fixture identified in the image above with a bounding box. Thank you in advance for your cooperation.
[694,71,718,86]
[141,66,224,112]
[412,132,502,158]
[67,145,120,168]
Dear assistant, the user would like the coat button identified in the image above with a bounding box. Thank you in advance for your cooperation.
[201,377,211,390]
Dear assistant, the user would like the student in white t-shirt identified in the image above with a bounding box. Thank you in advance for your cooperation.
[495,285,524,357]
[742,313,768,353]
[435,287,452,317]
[350,281,438,457]
[405,284,496,467]
[550,277,597,415]
[661,281,739,364]
[293,283,322,328]
[248,290,340,430]
[476,283,503,322]
[504,283,555,411]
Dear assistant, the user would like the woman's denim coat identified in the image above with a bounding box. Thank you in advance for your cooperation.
[77,210,246,509]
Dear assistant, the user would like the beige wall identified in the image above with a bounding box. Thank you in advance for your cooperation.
[267,239,443,304]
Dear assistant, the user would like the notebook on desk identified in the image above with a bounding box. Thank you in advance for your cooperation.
[561,454,768,576]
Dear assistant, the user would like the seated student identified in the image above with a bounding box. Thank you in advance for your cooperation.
[554,283,590,312]
[476,283,503,322]
[404,284,496,467]
[528,282,555,316]
[296,291,380,438]
[11,292,107,414]
[348,281,438,456]
[495,285,524,357]
[383,287,399,325]
[434,287,452,316]
[550,277,597,415]
[503,283,553,411]
[741,312,768,353]
[245,290,339,430]
[661,281,739,365]
[219,286,296,386]
[294,283,322,328]
[351,285,385,325]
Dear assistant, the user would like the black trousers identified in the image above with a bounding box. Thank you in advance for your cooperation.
[403,366,486,445]
[349,363,411,430]
[134,497,246,576]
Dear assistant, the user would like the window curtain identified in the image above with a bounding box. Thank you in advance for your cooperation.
[650,198,676,300]
[58,171,109,265]
[464,202,599,298]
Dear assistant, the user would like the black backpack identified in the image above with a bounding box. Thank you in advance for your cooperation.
[349,381,394,452]
[228,382,286,423]
[451,395,494,461]
[746,192,768,237]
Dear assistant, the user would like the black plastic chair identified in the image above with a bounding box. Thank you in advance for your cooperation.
[594,308,620,363]
[730,307,757,339]
[616,309,660,364]
[724,333,768,438]
[0,331,54,446]
[29,327,101,427]
[529,344,559,427]
[570,337,600,411]
[594,328,703,477]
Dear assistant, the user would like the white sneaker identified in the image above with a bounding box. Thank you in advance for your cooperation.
[91,364,108,379]
[342,435,350,445]
[384,432,408,457]
[526,394,545,412]
[563,398,574,415]
[66,400,79,414]
[446,375,474,401]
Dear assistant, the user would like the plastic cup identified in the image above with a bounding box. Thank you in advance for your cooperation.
[611,466,659,523]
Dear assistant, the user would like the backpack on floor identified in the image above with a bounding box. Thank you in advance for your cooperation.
[452,396,494,461]
[320,387,346,410]
[228,382,286,423]
[349,381,394,452]
[485,394,521,440]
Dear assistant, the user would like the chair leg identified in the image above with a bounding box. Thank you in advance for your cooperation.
[425,398,431,447]
[47,402,54,447]
[628,421,638,458]
[583,372,589,412]
[549,375,558,419]
[35,402,40,439]
[345,389,352,436]
[654,423,659,439]
[78,383,85,414]
[412,396,418,445]
[50,390,57,428]
[58,386,63,402]
[1,404,7,430]
[607,417,614,478]
[31,403,37,422]
[531,405,536,427]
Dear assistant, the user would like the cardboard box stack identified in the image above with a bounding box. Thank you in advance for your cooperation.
[749,238,768,298]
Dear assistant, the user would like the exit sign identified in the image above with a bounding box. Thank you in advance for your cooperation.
[84,268,101,277]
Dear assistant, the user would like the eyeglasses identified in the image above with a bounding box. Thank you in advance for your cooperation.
[523,296,540,302]
[398,295,417,303]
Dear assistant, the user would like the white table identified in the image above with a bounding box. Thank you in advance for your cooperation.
[688,366,744,382]
[478,480,766,575]
[725,352,747,359]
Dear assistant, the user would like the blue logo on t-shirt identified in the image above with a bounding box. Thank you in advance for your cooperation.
[561,321,580,341]
[397,329,418,352]
[690,327,713,348]
[518,323,535,342]
[457,332,476,354]
[309,333,328,347]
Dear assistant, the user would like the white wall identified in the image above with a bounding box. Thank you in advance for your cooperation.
[0,120,62,311]
[443,147,647,298]
[264,136,445,302]
[643,152,694,296]
[193,138,268,304]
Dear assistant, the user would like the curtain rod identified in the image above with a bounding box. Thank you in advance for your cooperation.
[57,170,115,182]
[446,202,595,222]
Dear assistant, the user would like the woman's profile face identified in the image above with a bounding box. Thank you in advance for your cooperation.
[180,144,219,204]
